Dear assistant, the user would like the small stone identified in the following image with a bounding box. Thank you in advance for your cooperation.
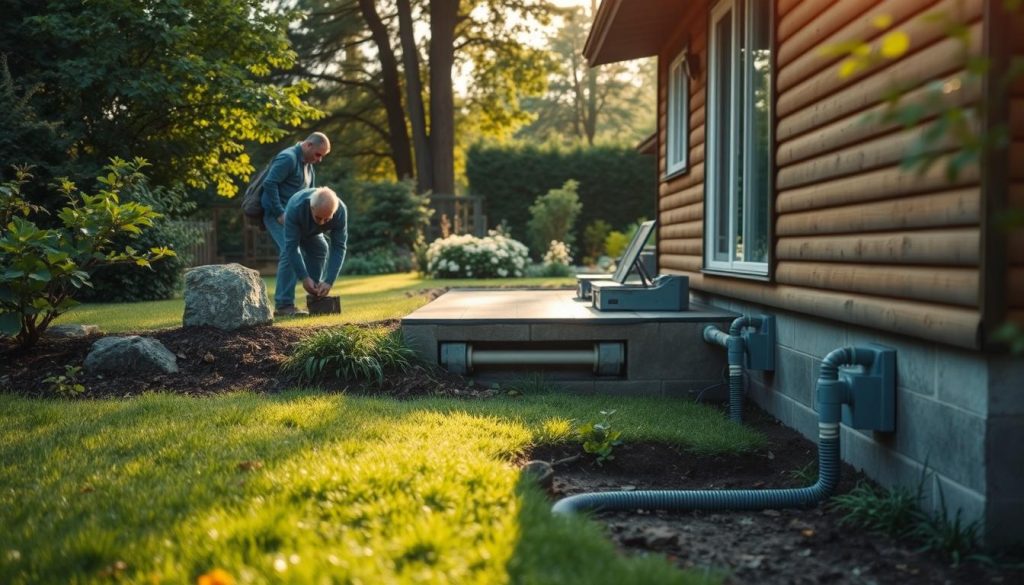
[203,352,216,363]
[642,525,678,547]
[521,460,554,490]
[45,324,101,338]
[762,509,781,517]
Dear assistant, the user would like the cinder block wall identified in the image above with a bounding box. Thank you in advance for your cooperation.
[693,292,1024,547]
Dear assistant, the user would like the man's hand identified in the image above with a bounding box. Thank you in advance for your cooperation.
[302,277,319,296]
[277,214,285,225]
[315,282,331,297]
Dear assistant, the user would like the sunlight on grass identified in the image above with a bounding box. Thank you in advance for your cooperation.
[0,392,752,584]
[53,273,573,333]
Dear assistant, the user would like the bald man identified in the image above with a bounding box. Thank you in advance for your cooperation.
[261,132,331,315]
[276,187,348,316]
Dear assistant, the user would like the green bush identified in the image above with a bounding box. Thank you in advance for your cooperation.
[425,232,529,278]
[343,247,414,275]
[527,180,582,257]
[282,325,414,386]
[582,220,611,265]
[0,159,173,348]
[78,184,200,302]
[466,143,656,246]
[346,179,432,255]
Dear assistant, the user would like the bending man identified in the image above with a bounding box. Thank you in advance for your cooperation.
[278,187,348,315]
[261,132,331,316]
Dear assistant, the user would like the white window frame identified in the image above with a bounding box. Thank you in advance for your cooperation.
[705,0,770,276]
[665,50,690,176]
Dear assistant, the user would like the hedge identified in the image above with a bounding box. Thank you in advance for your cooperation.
[465,143,656,248]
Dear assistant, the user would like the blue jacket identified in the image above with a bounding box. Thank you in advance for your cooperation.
[283,188,348,285]
[260,144,315,218]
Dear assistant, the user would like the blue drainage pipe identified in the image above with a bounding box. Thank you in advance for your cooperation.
[702,316,767,423]
[551,345,869,516]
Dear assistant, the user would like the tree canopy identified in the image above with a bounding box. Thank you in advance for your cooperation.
[0,0,322,196]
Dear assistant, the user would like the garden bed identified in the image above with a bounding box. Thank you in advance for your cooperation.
[2,324,1021,583]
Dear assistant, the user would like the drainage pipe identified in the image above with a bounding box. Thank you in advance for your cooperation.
[471,349,595,367]
[551,345,867,516]
[702,316,766,423]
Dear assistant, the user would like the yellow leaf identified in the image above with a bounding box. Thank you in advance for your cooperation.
[880,31,910,58]
[871,14,893,29]
[838,58,862,79]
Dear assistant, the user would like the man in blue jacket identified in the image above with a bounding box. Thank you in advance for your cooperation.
[261,132,331,316]
[278,187,348,316]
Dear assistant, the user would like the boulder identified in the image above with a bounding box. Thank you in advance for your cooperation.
[84,336,179,374]
[45,324,101,338]
[183,263,272,330]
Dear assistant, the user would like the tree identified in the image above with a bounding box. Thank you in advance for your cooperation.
[0,0,322,197]
[290,0,555,194]
[516,2,656,146]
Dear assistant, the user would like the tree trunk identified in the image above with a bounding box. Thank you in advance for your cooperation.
[429,0,459,196]
[357,0,414,181]
[397,0,432,193]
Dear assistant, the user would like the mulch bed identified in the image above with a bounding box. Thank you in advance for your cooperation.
[2,323,1022,582]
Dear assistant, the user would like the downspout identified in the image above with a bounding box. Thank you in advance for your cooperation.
[551,346,880,516]
[702,316,771,423]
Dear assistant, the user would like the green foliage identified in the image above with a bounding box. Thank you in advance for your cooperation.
[425,233,530,278]
[78,184,200,302]
[603,230,630,259]
[345,179,432,269]
[830,474,983,566]
[282,325,414,386]
[468,143,655,249]
[343,247,414,276]
[43,365,85,397]
[577,409,624,465]
[0,158,173,348]
[582,220,612,264]
[0,0,321,196]
[527,180,582,256]
[788,461,819,484]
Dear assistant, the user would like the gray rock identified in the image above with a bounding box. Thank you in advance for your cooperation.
[46,324,101,338]
[182,263,272,330]
[84,336,179,374]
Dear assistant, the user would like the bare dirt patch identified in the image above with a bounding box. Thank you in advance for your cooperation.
[528,408,1024,584]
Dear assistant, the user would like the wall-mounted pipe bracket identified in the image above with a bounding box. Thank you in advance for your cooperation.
[838,344,896,432]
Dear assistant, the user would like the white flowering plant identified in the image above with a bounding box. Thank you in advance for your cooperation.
[540,240,574,277]
[425,231,530,278]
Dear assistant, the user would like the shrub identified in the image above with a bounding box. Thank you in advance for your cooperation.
[540,240,574,277]
[425,232,529,278]
[0,159,173,348]
[346,179,432,255]
[78,184,200,302]
[344,247,414,275]
[282,325,414,386]
[526,179,582,257]
[603,230,630,259]
[465,142,656,247]
[582,220,611,265]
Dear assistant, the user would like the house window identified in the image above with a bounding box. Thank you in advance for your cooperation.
[666,51,689,175]
[706,0,771,275]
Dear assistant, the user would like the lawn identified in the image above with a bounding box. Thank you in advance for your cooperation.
[55,273,575,331]
[4,273,766,583]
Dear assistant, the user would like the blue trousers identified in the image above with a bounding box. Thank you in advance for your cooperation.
[263,215,328,308]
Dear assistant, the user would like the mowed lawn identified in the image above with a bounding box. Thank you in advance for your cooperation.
[5,273,765,583]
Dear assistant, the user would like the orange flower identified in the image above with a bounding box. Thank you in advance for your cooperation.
[197,568,235,585]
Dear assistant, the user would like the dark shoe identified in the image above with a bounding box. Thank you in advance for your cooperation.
[276,305,309,317]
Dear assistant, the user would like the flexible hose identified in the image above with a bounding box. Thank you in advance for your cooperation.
[552,424,840,515]
[551,344,862,516]
[703,317,763,424]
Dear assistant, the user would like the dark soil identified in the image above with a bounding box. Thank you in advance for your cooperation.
[3,323,1022,583]
[527,407,1024,584]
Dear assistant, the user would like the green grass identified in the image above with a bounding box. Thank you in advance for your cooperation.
[55,272,573,332]
[0,391,760,584]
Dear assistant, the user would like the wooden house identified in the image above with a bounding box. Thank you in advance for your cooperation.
[585,0,1023,545]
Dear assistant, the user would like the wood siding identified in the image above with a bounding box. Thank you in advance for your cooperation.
[1008,7,1024,317]
[656,0,989,347]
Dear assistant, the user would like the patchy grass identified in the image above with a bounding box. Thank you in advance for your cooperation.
[0,391,759,584]
[54,273,573,332]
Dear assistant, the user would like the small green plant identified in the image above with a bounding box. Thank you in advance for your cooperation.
[282,325,414,386]
[43,365,85,397]
[830,472,983,566]
[527,179,582,256]
[577,409,624,465]
[504,372,563,396]
[787,460,818,484]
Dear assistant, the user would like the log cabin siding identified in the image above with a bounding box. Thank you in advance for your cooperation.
[655,0,987,348]
[1009,5,1024,315]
